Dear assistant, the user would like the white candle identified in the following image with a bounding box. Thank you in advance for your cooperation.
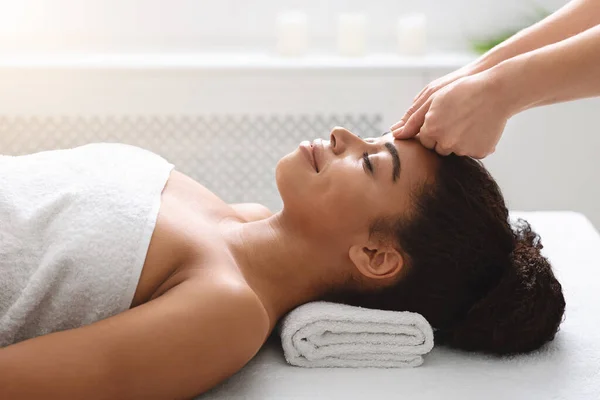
[337,13,367,57]
[276,11,308,56]
[396,13,427,56]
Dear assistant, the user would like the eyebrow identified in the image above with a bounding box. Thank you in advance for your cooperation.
[384,142,401,182]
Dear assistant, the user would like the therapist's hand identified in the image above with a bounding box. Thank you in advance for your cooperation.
[390,71,511,159]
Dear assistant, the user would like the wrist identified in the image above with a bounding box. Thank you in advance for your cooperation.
[461,57,493,78]
[469,40,514,75]
[483,55,538,118]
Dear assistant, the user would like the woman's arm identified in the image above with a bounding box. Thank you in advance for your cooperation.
[0,278,269,399]
[392,0,600,136]
[474,0,600,72]
[491,22,600,114]
[390,21,600,159]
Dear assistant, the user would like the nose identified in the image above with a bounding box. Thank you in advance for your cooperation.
[329,126,370,155]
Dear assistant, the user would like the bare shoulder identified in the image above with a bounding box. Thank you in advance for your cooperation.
[182,276,271,341]
[170,275,271,356]
[132,277,272,397]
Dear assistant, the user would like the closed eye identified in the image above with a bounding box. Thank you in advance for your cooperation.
[362,152,373,174]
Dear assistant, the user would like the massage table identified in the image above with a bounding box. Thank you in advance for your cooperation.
[198,211,600,400]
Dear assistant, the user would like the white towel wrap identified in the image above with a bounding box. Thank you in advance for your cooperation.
[0,143,174,347]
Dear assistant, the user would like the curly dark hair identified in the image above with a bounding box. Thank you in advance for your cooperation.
[326,154,566,355]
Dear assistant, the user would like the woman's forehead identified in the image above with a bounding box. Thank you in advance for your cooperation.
[369,134,434,161]
[378,135,440,183]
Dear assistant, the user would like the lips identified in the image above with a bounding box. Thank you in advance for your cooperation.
[300,139,325,173]
[300,141,318,172]
[311,143,319,173]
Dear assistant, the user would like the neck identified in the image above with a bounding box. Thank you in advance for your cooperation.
[221,211,347,332]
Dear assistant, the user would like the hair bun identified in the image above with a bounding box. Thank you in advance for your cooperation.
[436,219,566,355]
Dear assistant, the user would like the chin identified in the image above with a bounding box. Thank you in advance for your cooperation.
[275,152,294,189]
[276,150,313,211]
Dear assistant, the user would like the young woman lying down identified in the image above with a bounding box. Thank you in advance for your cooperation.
[0,127,565,399]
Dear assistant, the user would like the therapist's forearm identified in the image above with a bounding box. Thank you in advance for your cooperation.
[491,23,600,115]
[473,0,600,72]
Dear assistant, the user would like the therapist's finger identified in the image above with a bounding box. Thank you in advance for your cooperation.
[394,97,433,139]
[434,142,453,156]
[391,103,419,132]
[418,133,437,151]
[413,85,429,103]
[391,85,437,131]
[390,119,406,131]
[397,85,436,127]
[419,121,452,156]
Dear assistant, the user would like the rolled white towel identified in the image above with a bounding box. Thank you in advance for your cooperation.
[279,301,434,368]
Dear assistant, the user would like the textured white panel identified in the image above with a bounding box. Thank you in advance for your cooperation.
[0,114,382,211]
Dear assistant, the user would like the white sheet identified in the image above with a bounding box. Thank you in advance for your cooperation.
[198,211,600,400]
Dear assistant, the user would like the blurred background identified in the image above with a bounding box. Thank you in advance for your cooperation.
[0,0,561,53]
[1,0,598,228]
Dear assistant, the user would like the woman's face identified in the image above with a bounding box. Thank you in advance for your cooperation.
[276,127,439,240]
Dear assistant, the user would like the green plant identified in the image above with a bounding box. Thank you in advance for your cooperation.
[470,5,551,54]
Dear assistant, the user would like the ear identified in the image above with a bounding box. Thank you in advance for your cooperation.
[348,241,404,281]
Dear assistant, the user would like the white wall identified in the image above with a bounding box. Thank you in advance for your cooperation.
[483,99,600,229]
[0,0,568,53]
